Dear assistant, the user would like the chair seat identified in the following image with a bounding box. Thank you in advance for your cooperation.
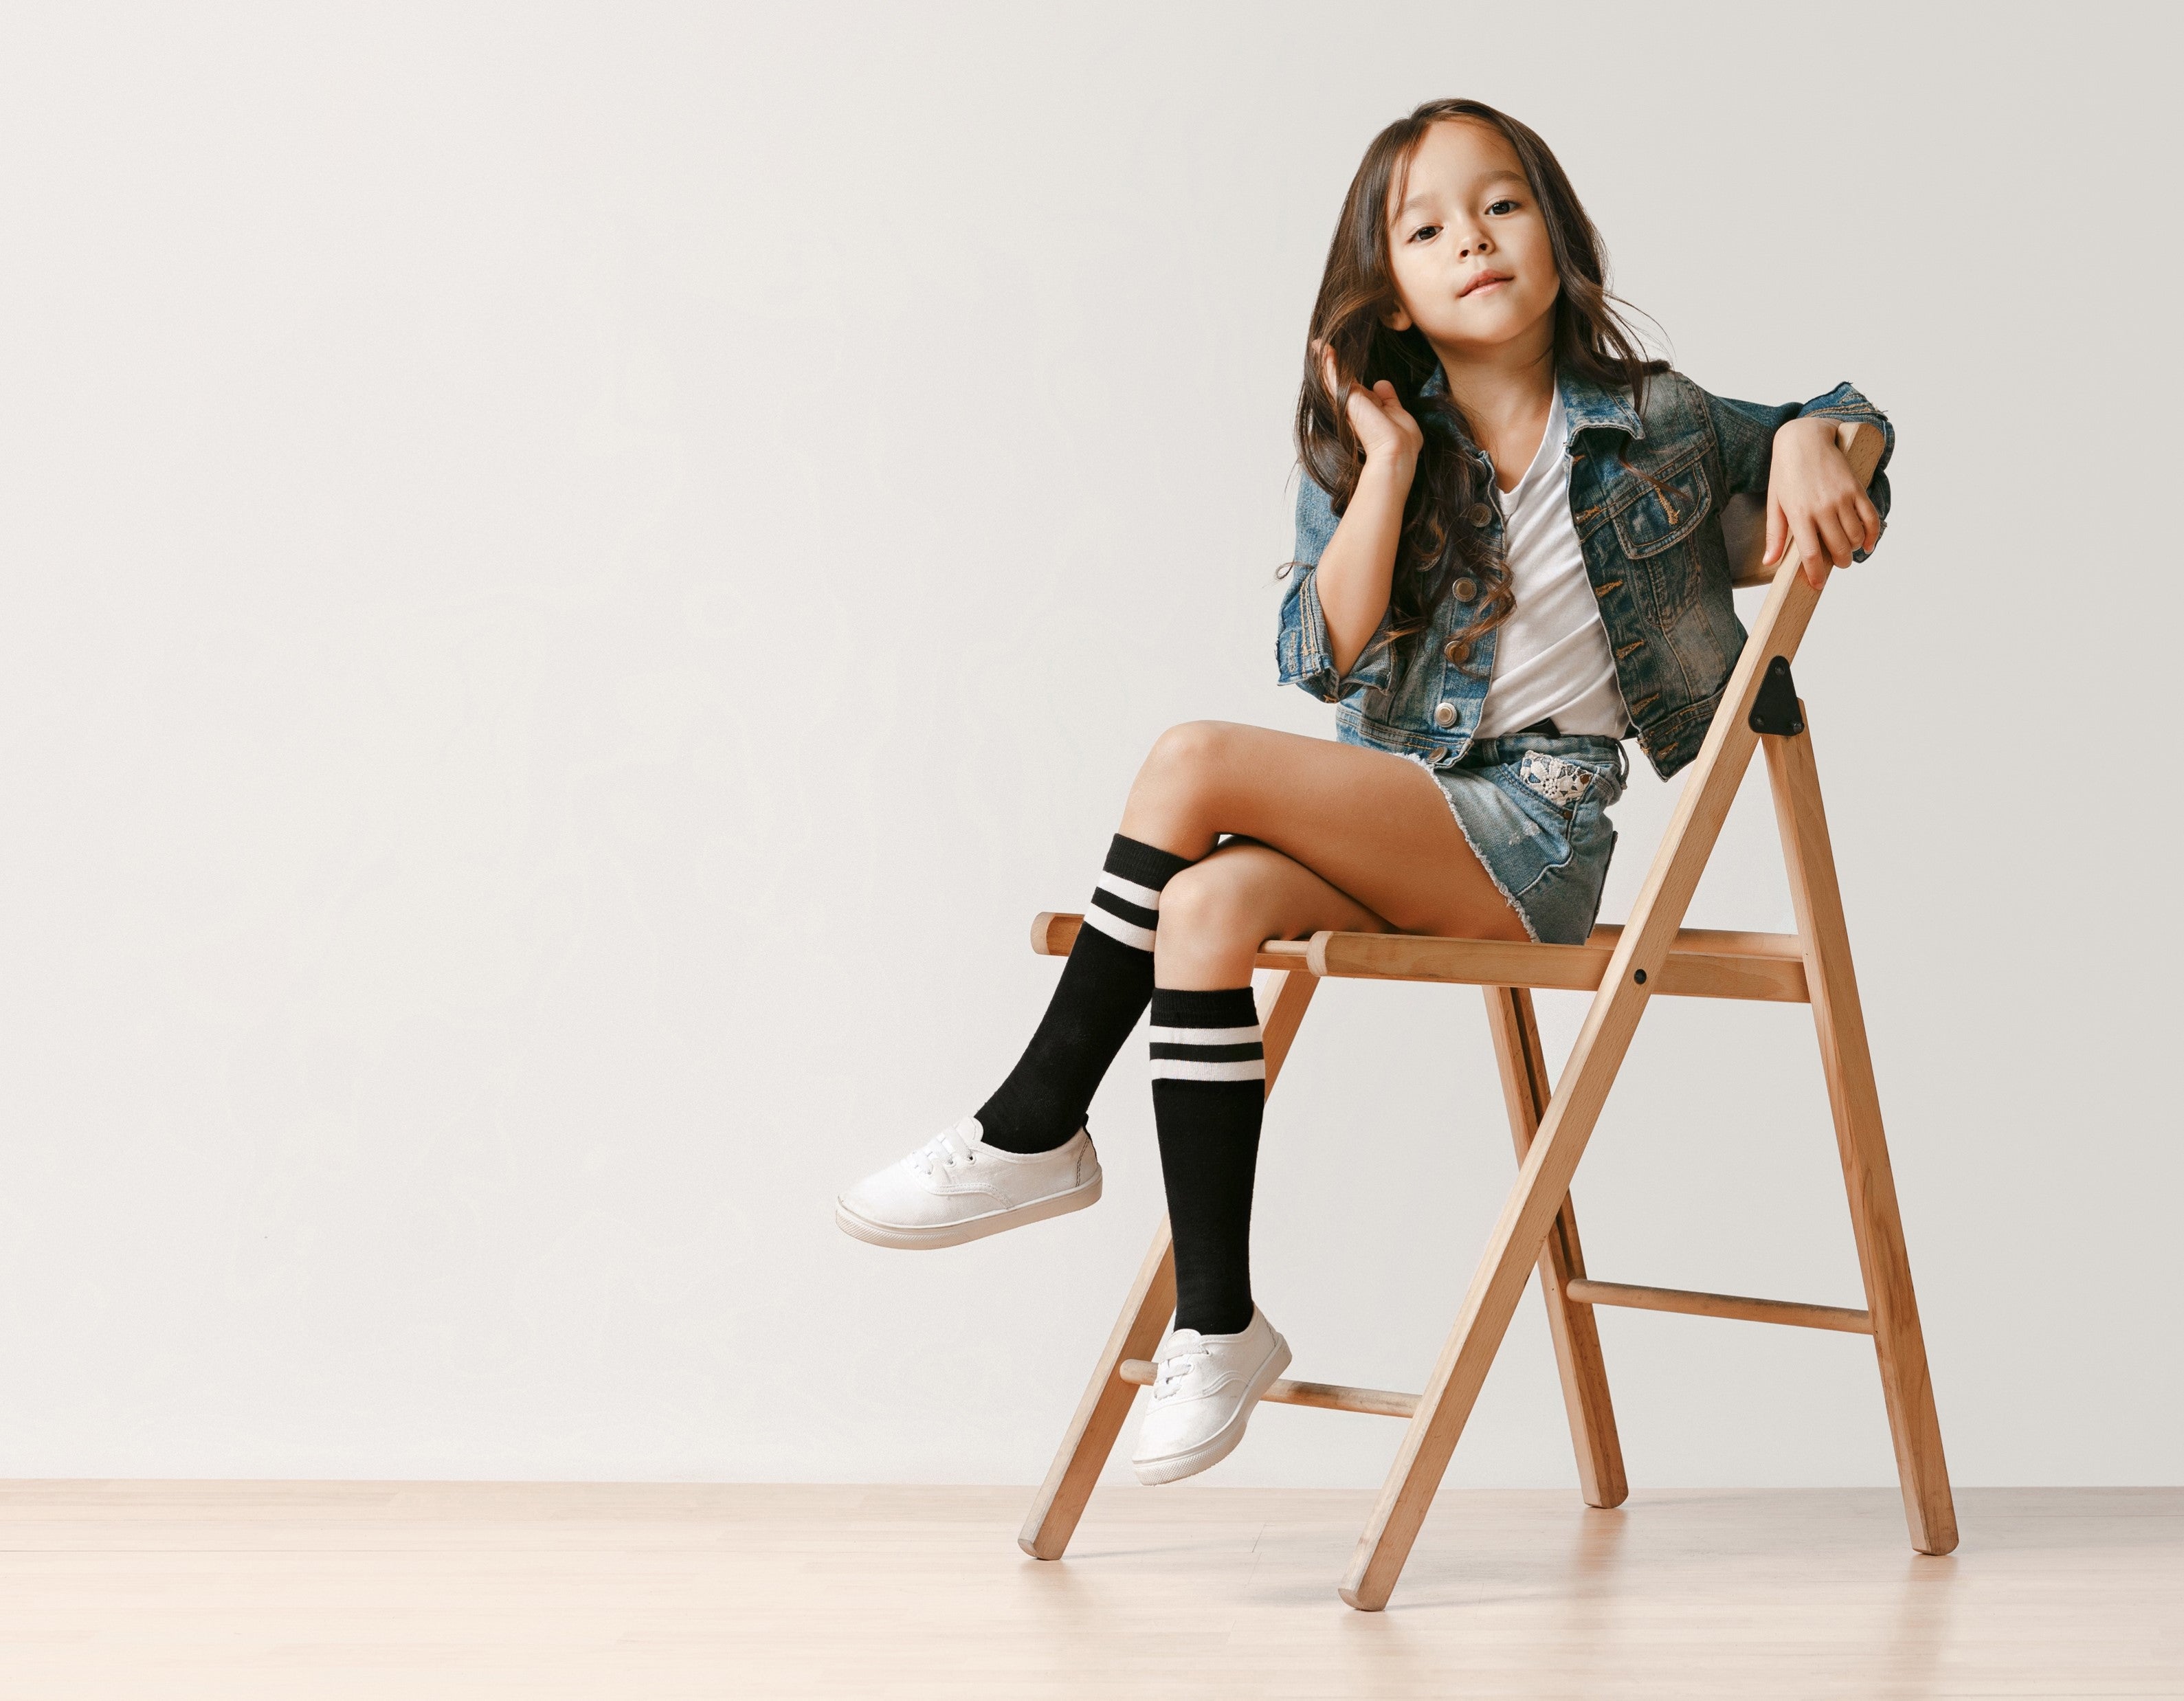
[1031,912,1809,1003]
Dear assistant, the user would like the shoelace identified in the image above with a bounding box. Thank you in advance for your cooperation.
[1151,1344,1210,1402]
[904,1127,977,1181]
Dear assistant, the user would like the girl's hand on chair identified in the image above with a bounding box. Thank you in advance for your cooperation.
[1320,348,1422,482]
[1763,416,1883,590]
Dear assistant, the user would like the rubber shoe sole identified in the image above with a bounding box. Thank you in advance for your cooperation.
[832,1170,1102,1250]
[1133,1331,1293,1486]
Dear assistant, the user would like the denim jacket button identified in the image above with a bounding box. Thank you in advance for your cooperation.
[1433,702,1458,729]
[1452,577,1479,602]
[1442,638,1462,663]
[1464,502,1494,526]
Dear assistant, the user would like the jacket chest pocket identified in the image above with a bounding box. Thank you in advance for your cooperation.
[1609,451,1713,619]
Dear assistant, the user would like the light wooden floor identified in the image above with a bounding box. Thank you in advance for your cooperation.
[1,1482,2177,1698]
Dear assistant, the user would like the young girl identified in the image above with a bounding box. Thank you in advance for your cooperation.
[835,99,1890,1486]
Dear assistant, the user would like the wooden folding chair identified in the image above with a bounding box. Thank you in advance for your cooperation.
[1014,422,1957,1611]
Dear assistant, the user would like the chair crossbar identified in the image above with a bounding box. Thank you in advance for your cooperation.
[1561,1279,1874,1335]
[1117,1276,1872,1425]
[1032,911,1809,1002]
[1119,1359,1418,1419]
[1016,423,1956,1611]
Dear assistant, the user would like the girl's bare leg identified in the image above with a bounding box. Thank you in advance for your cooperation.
[832,718,1526,1261]
[1116,720,1525,988]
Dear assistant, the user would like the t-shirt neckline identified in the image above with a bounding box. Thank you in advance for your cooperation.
[1500,384,1567,508]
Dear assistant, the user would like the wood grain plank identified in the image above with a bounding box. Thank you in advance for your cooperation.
[0,1483,2163,1696]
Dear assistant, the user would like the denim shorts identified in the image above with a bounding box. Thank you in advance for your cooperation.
[1424,732,1626,946]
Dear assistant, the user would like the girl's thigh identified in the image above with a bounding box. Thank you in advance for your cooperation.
[1119,720,1526,943]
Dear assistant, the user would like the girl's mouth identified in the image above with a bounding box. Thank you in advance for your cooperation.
[1460,271,1513,298]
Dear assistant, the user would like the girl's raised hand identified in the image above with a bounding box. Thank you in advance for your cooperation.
[1762,416,1883,590]
[1321,349,1423,479]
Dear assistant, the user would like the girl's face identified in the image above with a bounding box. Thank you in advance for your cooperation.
[1383,120,1560,363]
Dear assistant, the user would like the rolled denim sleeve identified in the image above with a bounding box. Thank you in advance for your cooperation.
[1704,380,1895,562]
[1275,473,1396,703]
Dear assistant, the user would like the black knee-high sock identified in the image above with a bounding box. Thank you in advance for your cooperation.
[1149,986,1263,1336]
[975,834,1196,1155]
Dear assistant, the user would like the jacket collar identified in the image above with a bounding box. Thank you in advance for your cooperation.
[1557,366,1645,442]
[1418,362,1645,443]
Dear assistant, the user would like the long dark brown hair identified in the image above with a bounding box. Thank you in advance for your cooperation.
[1296,99,1664,667]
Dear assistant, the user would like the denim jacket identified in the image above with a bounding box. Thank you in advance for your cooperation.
[1275,368,1893,779]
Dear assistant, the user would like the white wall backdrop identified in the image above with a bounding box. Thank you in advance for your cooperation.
[0,1,2175,1491]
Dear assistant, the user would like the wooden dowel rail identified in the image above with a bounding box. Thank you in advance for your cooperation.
[1563,1279,1873,1335]
[1117,1359,1418,1420]
[1031,913,1809,1003]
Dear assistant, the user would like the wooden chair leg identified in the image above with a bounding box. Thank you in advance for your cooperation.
[1018,968,1319,1560]
[1482,985,1627,1510]
[1765,718,1958,1555]
[1016,1220,1177,1559]
[1335,1009,1639,1611]
[1336,533,1836,1612]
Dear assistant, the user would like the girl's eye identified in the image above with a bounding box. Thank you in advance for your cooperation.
[1486,199,1519,216]
[1409,224,1441,243]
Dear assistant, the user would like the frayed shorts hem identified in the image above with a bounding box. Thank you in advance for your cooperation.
[1392,735,1625,948]
[1398,751,1544,943]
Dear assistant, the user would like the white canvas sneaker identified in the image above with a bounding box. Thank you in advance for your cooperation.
[1131,1307,1291,1485]
[834,1117,1102,1249]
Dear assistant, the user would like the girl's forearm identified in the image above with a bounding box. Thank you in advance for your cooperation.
[1314,458,1413,676]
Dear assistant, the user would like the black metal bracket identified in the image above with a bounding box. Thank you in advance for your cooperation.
[1747,656,1805,737]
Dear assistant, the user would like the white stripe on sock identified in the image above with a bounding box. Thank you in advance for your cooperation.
[1150,1056,1268,1082]
[1095,870,1163,910]
[1080,904,1156,952]
[1145,1025,1263,1048]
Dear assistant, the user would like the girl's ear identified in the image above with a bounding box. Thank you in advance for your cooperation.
[1381,304,1414,333]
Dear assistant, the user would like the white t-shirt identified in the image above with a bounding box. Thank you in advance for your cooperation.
[1473,385,1631,740]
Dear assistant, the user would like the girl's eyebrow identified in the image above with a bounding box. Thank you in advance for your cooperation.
[1394,170,1528,221]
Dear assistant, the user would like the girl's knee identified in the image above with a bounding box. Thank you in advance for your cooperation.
[1141,720,1243,789]
[1157,857,1269,949]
